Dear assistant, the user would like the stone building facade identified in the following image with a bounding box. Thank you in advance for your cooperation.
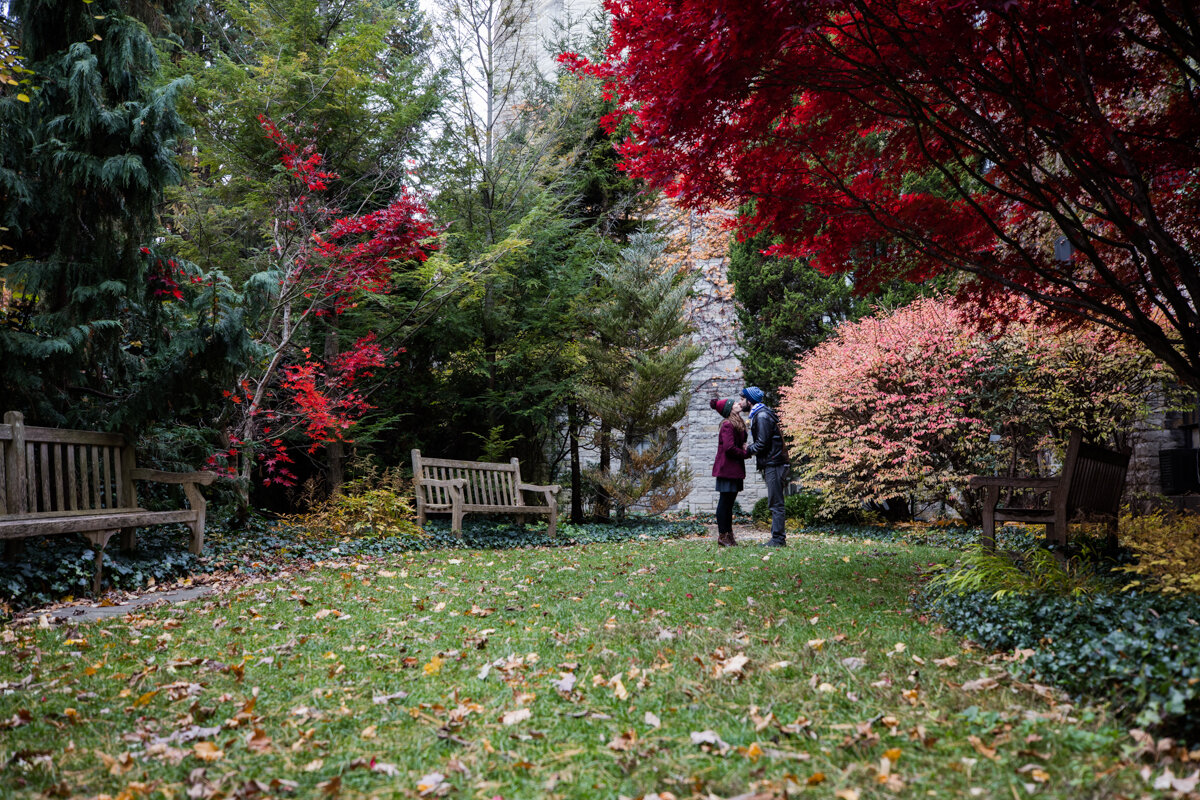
[659,203,770,514]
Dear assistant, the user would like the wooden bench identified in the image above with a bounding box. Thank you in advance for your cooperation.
[411,450,560,538]
[0,411,215,594]
[969,429,1130,552]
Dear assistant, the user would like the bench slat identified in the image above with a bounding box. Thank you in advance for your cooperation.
[21,426,124,446]
[460,504,553,513]
[66,444,77,511]
[25,443,35,512]
[39,443,50,512]
[53,443,65,512]
[91,445,102,510]
[0,509,198,538]
[101,446,113,509]
[112,444,124,507]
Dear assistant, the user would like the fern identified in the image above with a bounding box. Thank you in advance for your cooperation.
[930,540,1110,600]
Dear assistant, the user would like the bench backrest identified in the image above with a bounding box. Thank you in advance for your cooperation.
[411,450,526,509]
[1,411,136,517]
[1059,430,1131,517]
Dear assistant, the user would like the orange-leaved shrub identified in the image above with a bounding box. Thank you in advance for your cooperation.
[778,296,1170,522]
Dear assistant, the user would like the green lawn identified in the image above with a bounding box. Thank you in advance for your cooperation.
[0,533,1149,799]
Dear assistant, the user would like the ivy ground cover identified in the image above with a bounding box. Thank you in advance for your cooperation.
[0,535,1152,799]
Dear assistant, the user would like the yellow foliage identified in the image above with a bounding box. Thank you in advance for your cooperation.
[1119,510,1200,594]
[289,466,423,541]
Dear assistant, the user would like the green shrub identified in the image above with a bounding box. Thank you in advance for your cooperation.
[924,588,1200,737]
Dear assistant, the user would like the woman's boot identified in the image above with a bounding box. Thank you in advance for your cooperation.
[717,530,736,547]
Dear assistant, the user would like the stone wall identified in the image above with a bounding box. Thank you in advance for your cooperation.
[664,203,769,513]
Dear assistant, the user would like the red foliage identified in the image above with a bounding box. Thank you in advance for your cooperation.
[588,1,1200,387]
[217,118,439,486]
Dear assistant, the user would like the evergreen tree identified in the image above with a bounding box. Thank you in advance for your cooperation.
[0,0,193,425]
[579,232,701,520]
[729,229,947,399]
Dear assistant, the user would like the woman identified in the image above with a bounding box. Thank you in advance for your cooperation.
[709,397,749,546]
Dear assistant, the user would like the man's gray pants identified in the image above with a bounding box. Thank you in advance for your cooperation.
[763,464,788,542]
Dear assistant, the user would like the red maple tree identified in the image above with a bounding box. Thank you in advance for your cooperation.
[210,116,438,493]
[581,1,1200,388]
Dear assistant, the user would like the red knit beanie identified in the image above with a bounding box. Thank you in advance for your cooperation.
[710,397,736,418]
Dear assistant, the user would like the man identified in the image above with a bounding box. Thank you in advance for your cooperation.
[741,386,788,547]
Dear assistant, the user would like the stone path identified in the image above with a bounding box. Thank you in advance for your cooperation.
[697,521,775,546]
[19,585,217,625]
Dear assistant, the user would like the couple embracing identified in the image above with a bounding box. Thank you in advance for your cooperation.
[708,386,789,548]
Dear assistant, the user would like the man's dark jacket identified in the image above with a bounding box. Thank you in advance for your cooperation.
[746,406,788,470]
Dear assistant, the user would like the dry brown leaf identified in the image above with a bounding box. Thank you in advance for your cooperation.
[961,676,1000,692]
[245,728,272,754]
[501,708,532,726]
[192,741,224,762]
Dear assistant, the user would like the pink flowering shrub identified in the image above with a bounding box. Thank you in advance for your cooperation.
[778,297,1168,523]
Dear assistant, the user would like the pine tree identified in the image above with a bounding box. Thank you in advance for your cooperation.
[729,229,947,399]
[0,0,191,424]
[579,232,702,520]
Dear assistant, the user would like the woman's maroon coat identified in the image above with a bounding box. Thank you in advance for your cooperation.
[712,418,749,479]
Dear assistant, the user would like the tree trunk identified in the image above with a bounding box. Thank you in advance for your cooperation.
[568,403,583,523]
[324,328,345,496]
[596,423,611,522]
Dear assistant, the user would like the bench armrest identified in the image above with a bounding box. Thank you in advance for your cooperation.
[967,476,1060,490]
[130,468,216,486]
[519,483,561,494]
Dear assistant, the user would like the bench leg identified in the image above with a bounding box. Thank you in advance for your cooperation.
[547,507,557,538]
[980,487,998,552]
[1104,517,1119,555]
[184,483,206,555]
[120,528,136,553]
[82,530,116,597]
[452,506,464,541]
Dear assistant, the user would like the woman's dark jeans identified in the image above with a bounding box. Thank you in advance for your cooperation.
[716,491,738,534]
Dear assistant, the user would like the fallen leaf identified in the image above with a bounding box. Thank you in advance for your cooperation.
[246,728,272,754]
[961,677,1000,692]
[690,730,731,755]
[416,771,449,796]
[719,653,749,678]
[968,735,999,760]
[95,750,134,776]
[501,708,532,726]
[644,711,661,729]
[192,741,224,762]
[373,691,408,705]
[608,730,637,751]
[361,725,378,740]
[807,772,827,785]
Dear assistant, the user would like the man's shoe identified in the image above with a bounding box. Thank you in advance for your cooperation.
[762,538,786,548]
